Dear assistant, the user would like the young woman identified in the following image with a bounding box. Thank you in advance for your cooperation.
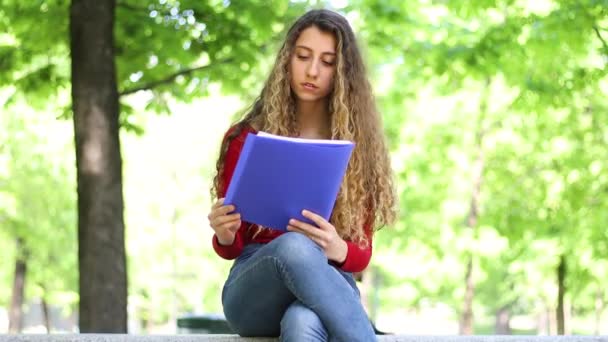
[208,8,397,341]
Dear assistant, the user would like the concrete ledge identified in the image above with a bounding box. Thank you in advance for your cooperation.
[1,335,607,342]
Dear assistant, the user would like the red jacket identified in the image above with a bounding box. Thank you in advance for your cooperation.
[212,125,373,273]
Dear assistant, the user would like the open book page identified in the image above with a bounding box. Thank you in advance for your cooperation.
[257,131,352,145]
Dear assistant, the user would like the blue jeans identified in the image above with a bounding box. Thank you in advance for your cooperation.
[221,232,376,341]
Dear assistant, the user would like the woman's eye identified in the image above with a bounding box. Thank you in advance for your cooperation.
[297,55,310,60]
[323,60,335,66]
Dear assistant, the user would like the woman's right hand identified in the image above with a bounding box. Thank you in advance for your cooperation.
[208,198,241,246]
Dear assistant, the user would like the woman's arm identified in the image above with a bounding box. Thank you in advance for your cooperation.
[338,221,373,272]
[211,126,248,259]
[287,210,374,273]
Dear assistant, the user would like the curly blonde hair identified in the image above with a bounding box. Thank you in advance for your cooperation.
[212,9,397,246]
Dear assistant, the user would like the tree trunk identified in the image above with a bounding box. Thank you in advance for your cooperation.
[460,258,475,335]
[556,254,566,335]
[41,296,51,333]
[595,286,604,335]
[459,79,489,335]
[8,239,27,333]
[495,305,512,334]
[70,0,127,333]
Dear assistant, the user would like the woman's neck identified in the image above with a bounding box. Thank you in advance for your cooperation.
[295,100,331,139]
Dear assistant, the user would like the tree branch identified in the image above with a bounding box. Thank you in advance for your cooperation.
[116,1,149,13]
[593,26,608,56]
[116,1,211,22]
[119,58,233,96]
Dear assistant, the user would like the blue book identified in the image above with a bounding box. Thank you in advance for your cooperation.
[224,131,355,231]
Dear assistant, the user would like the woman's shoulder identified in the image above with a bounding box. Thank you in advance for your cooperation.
[224,122,259,144]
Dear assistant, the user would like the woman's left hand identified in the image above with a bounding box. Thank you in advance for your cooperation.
[287,209,348,264]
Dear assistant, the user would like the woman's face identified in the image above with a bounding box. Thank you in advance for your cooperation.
[289,26,337,104]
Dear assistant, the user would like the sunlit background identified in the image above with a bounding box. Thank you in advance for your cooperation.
[1,0,607,336]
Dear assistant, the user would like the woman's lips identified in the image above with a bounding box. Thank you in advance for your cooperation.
[302,82,318,90]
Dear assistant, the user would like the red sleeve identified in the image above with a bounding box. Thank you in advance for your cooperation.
[212,232,244,260]
[211,126,250,259]
[339,221,373,273]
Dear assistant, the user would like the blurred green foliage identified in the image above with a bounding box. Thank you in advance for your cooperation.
[1,0,607,334]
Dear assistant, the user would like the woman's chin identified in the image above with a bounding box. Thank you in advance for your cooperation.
[294,93,323,103]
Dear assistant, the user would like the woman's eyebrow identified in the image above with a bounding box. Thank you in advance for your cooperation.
[295,45,336,56]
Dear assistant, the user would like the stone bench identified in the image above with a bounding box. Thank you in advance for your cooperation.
[1,334,607,342]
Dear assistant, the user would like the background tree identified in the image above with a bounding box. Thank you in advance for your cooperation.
[2,0,308,332]
[1,104,77,333]
[351,0,608,334]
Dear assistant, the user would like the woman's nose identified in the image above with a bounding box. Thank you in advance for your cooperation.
[306,60,319,78]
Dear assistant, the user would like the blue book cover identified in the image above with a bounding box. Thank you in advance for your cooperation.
[224,132,355,231]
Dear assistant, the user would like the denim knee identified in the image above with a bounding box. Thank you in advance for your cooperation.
[272,232,326,266]
[280,301,328,341]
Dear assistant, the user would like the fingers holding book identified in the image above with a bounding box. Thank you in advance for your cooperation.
[208,198,242,246]
[287,209,348,264]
